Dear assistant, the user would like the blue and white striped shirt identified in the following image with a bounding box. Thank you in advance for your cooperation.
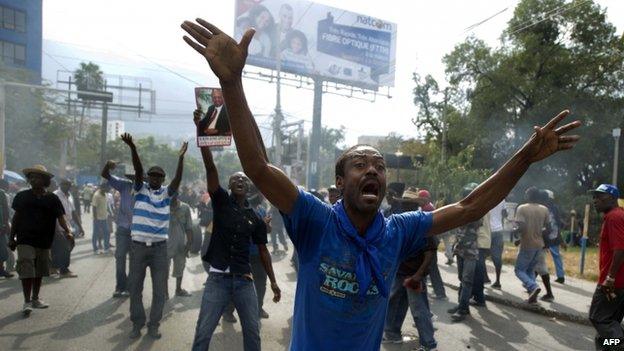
[131,182,174,243]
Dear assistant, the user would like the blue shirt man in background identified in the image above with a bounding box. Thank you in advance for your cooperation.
[101,160,135,298]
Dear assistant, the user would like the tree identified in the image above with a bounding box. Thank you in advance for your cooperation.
[73,62,104,137]
[413,0,624,206]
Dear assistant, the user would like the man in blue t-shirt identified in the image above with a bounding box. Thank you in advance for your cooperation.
[181,19,581,350]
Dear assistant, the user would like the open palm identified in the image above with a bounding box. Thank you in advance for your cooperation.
[181,19,255,83]
[522,110,581,163]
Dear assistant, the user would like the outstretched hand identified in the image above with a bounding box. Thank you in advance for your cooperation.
[179,141,189,158]
[181,19,255,83]
[522,110,581,163]
[120,133,135,148]
[271,282,281,303]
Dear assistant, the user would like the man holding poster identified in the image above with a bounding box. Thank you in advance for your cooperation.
[196,88,231,147]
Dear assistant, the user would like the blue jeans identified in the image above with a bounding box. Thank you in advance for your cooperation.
[549,244,565,279]
[115,227,131,292]
[471,249,487,304]
[384,275,437,348]
[457,256,478,312]
[428,252,446,298]
[192,273,260,351]
[514,248,541,292]
[92,219,110,251]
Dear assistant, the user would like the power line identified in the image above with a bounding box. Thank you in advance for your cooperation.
[506,0,591,37]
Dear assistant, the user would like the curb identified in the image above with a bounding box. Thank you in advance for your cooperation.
[443,282,592,326]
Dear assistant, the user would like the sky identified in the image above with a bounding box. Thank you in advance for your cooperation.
[42,0,624,146]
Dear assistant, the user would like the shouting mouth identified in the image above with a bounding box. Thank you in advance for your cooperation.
[360,180,380,202]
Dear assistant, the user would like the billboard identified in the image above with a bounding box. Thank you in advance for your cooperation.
[234,0,397,88]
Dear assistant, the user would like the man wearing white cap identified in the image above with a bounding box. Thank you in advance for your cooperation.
[8,165,74,316]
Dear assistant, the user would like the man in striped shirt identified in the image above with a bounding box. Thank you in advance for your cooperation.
[120,133,188,340]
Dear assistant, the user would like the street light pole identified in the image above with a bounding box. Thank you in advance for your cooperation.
[395,150,403,182]
[613,127,621,186]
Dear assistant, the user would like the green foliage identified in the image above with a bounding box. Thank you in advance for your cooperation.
[412,0,624,208]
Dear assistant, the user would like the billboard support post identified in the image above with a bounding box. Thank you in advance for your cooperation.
[307,77,323,189]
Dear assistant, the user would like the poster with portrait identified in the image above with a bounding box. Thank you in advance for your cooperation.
[195,87,232,147]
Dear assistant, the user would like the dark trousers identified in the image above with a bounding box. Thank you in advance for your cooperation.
[250,254,267,311]
[51,231,71,273]
[472,248,488,303]
[114,227,132,292]
[428,252,446,298]
[129,241,168,329]
[589,286,624,350]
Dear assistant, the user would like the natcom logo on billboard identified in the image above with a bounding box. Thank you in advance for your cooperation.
[356,16,392,31]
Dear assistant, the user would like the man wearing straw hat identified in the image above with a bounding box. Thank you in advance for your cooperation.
[8,165,74,316]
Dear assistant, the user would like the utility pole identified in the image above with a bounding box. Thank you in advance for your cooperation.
[100,101,109,167]
[307,77,323,189]
[441,87,449,163]
[613,128,621,186]
[273,55,284,167]
[0,84,5,178]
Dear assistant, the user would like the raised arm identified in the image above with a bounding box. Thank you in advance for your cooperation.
[120,133,144,187]
[168,142,188,194]
[101,160,115,180]
[430,110,581,235]
[194,109,220,193]
[181,19,298,214]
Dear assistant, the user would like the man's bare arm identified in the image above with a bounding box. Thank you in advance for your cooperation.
[168,142,188,194]
[258,244,281,302]
[120,133,143,186]
[194,109,220,193]
[181,20,298,214]
[430,110,581,235]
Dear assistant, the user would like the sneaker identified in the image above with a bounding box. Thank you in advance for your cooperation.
[22,302,32,316]
[450,309,470,322]
[129,325,141,339]
[175,289,192,297]
[433,295,448,301]
[222,312,237,323]
[59,271,78,278]
[259,309,269,319]
[491,282,501,289]
[113,291,125,298]
[447,306,460,314]
[555,277,565,284]
[527,288,541,304]
[382,335,404,344]
[147,327,161,339]
[102,249,110,254]
[413,347,438,351]
[49,268,59,275]
[121,291,130,297]
[540,294,555,302]
[31,299,49,309]
[96,250,102,255]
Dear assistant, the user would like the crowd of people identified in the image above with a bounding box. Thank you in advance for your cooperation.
[0,18,622,351]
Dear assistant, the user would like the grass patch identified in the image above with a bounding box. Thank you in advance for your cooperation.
[440,241,600,282]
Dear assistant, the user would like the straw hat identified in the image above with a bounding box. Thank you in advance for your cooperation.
[22,165,54,178]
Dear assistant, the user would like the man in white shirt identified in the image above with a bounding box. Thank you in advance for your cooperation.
[51,179,84,278]
[488,200,507,288]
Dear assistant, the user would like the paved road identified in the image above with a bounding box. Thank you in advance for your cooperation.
[0,216,596,350]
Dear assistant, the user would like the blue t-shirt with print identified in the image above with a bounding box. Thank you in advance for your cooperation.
[282,189,433,351]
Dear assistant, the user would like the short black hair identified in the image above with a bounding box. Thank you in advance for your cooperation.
[334,144,379,178]
[526,186,540,202]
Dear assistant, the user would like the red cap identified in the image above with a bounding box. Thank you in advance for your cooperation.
[417,190,431,199]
